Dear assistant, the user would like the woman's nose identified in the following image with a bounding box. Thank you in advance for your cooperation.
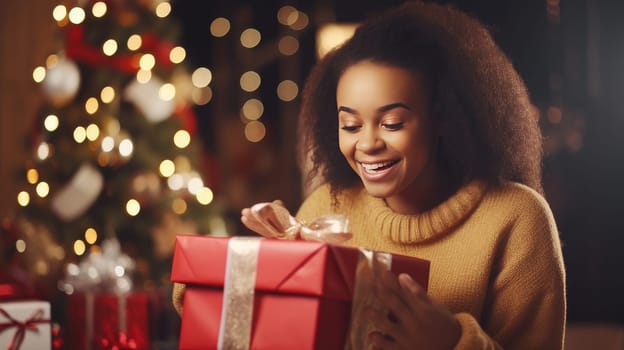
[356,127,384,152]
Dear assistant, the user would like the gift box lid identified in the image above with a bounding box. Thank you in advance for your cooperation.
[171,235,429,301]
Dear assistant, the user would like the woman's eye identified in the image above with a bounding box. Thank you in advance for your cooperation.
[341,125,360,132]
[382,122,404,131]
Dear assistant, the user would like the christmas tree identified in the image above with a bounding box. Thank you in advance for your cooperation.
[14,0,227,289]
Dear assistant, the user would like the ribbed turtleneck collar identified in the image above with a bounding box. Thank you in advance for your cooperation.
[360,180,487,243]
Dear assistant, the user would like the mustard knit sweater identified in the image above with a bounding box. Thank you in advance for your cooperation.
[296,180,566,350]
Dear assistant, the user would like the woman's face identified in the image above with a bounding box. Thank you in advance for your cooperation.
[336,61,440,213]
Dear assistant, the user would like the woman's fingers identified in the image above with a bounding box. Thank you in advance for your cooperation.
[240,207,272,236]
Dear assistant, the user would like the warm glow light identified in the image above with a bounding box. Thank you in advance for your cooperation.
[118,139,133,157]
[210,17,230,37]
[26,169,39,184]
[277,80,299,101]
[46,54,59,68]
[139,53,156,70]
[92,2,107,17]
[277,6,298,25]
[170,46,186,64]
[127,34,142,51]
[291,12,309,30]
[36,182,50,198]
[68,7,86,24]
[86,124,100,141]
[53,5,67,22]
[196,187,214,205]
[100,86,115,103]
[191,67,212,88]
[37,142,50,160]
[102,39,118,56]
[33,66,46,83]
[85,97,99,114]
[126,199,141,216]
[240,71,261,92]
[187,176,204,195]
[101,136,115,152]
[159,83,176,101]
[172,198,187,214]
[155,2,171,18]
[159,159,175,177]
[74,240,86,256]
[278,36,299,55]
[242,99,264,120]
[316,23,358,58]
[173,130,191,148]
[241,28,261,48]
[245,121,266,142]
[44,114,59,132]
[74,126,87,143]
[192,87,212,105]
[17,191,30,207]
[16,239,26,253]
[85,228,98,244]
[167,174,184,190]
[136,69,152,83]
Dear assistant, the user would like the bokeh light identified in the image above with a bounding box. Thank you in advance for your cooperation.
[240,28,261,48]
[240,71,261,92]
[92,2,107,17]
[192,67,212,88]
[127,34,142,51]
[44,114,59,132]
[155,2,172,18]
[210,17,231,37]
[173,130,191,148]
[126,199,141,216]
[277,80,299,101]
[68,7,86,24]
[159,159,175,177]
[242,99,264,120]
[102,39,118,56]
[244,121,266,142]
[278,36,299,56]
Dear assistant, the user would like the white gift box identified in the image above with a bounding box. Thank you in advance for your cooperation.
[0,300,51,350]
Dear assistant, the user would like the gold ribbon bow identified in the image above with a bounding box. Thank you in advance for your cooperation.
[250,202,352,244]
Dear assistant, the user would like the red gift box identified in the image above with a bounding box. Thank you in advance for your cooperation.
[171,235,430,350]
[66,292,150,350]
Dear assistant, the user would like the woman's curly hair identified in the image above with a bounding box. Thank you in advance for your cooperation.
[298,1,543,197]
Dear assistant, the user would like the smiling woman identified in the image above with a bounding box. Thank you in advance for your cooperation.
[241,1,566,349]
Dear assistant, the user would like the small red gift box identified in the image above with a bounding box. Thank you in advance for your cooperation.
[171,235,430,350]
[66,292,150,350]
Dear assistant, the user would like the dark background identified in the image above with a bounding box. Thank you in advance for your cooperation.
[171,0,624,324]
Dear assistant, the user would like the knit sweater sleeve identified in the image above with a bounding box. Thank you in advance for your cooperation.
[454,186,566,350]
[295,183,334,222]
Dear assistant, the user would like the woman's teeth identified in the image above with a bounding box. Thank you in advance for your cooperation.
[360,160,398,172]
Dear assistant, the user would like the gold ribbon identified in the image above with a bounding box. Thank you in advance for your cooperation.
[346,250,393,350]
[217,237,261,350]
[250,202,352,244]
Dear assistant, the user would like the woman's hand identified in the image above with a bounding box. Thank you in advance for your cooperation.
[366,262,461,350]
[240,199,286,237]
